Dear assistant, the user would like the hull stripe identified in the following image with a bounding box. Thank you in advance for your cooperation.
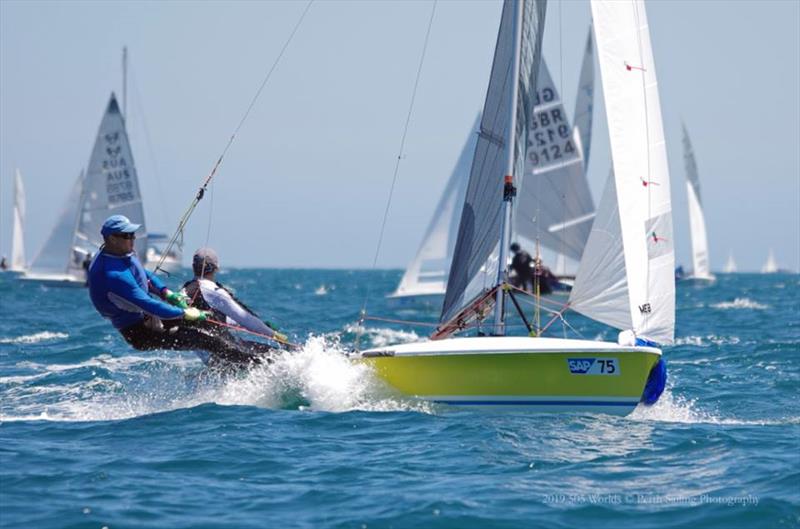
[433,399,638,406]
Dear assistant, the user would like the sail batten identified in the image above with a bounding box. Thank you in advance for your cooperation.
[570,0,675,345]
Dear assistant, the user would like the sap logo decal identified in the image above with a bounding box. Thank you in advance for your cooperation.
[568,359,595,374]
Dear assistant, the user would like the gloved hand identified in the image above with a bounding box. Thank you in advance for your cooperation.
[183,307,209,322]
[164,289,190,309]
[273,331,289,344]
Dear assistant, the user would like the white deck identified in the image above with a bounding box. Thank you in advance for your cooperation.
[362,336,661,357]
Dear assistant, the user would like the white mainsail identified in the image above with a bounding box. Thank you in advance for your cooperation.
[569,0,675,345]
[441,0,547,324]
[573,26,595,167]
[67,93,147,277]
[762,249,778,274]
[11,169,26,271]
[682,124,712,279]
[516,58,595,262]
[390,116,478,300]
[723,251,737,273]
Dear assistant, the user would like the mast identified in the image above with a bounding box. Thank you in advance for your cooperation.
[122,46,128,120]
[493,0,524,336]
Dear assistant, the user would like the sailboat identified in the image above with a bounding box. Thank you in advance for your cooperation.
[387,116,478,307]
[761,249,778,274]
[389,30,596,305]
[681,124,714,281]
[10,169,26,273]
[723,251,737,273]
[24,94,148,286]
[146,233,183,275]
[359,0,673,415]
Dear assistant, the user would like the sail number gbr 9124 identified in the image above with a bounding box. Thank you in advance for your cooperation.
[527,107,578,169]
[567,358,620,376]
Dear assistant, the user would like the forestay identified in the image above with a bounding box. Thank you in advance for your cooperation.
[682,124,711,278]
[392,116,479,299]
[516,58,594,261]
[442,0,547,324]
[11,169,26,271]
[67,94,147,277]
[569,0,675,345]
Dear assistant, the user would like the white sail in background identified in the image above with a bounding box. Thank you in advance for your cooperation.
[762,249,778,274]
[516,59,595,262]
[573,26,595,167]
[11,169,26,271]
[29,171,84,274]
[723,251,737,273]
[682,124,713,279]
[391,116,478,300]
[570,0,675,345]
[67,93,147,277]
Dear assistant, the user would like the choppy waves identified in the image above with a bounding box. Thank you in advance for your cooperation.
[0,331,69,344]
[711,297,769,310]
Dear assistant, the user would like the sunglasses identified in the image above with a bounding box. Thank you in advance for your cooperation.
[114,233,136,240]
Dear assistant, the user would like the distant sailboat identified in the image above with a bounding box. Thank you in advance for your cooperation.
[146,233,183,275]
[723,251,737,273]
[761,249,778,274]
[387,116,478,307]
[361,0,672,415]
[24,94,147,285]
[516,53,595,271]
[681,124,714,281]
[9,169,26,273]
[390,31,596,304]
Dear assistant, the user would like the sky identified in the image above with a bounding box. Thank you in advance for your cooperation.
[1,0,798,271]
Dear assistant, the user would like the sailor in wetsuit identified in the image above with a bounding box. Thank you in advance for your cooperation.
[87,215,266,368]
[181,247,290,363]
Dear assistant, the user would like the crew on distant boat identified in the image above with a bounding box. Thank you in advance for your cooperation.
[0,256,7,270]
[87,215,271,368]
[509,243,556,295]
[509,243,534,291]
[181,247,290,361]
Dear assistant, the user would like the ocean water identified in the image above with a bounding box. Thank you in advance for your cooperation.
[0,270,798,529]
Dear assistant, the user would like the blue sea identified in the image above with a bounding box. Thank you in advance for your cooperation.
[1,270,798,528]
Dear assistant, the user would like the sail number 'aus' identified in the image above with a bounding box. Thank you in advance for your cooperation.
[567,358,620,376]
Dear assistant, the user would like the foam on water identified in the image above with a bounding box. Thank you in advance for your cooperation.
[630,387,798,426]
[0,331,69,344]
[343,324,421,348]
[673,335,742,347]
[711,297,769,310]
[0,335,431,423]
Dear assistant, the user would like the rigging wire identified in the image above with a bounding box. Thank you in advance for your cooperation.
[154,0,315,274]
[355,0,438,350]
[128,63,169,230]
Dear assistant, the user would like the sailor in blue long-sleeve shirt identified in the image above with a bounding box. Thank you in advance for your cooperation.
[88,215,267,367]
